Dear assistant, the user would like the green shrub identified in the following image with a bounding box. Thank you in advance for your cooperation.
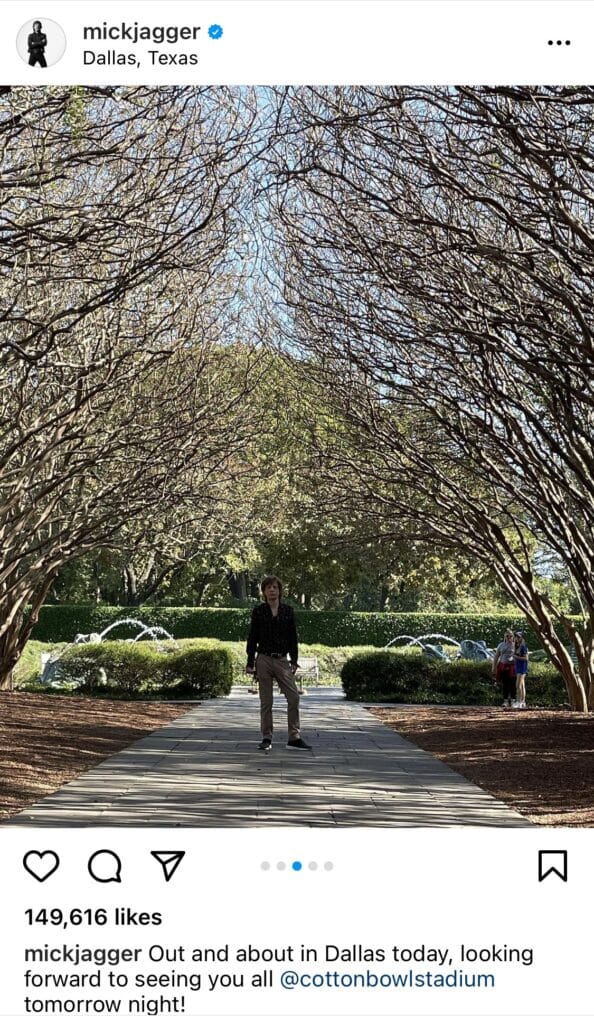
[341,649,567,706]
[342,650,426,702]
[299,643,378,683]
[284,612,579,649]
[14,636,570,706]
[521,661,569,707]
[21,636,326,692]
[58,642,165,695]
[54,639,232,698]
[164,645,233,697]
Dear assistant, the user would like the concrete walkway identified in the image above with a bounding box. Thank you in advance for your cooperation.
[5,689,530,827]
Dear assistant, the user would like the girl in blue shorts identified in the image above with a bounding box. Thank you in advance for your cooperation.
[514,632,529,708]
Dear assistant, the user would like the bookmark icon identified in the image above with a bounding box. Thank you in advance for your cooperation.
[538,850,568,882]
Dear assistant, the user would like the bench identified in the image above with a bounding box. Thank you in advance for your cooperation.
[247,656,319,693]
[294,657,319,686]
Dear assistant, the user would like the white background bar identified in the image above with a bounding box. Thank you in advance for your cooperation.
[1,828,588,1018]
[2,1,592,85]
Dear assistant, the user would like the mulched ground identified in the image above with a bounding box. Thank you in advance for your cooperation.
[0,693,192,821]
[370,706,594,826]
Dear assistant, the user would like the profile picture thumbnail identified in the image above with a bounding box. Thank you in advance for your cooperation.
[16,18,67,68]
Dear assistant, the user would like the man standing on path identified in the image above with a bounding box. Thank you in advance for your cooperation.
[28,21,48,67]
[246,575,312,751]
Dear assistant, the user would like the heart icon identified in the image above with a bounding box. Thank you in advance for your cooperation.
[23,850,60,882]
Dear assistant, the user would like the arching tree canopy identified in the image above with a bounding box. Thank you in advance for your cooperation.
[0,86,263,685]
[267,86,594,709]
[1,85,593,708]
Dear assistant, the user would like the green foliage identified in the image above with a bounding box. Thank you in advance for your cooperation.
[163,643,233,697]
[64,86,88,139]
[218,640,377,685]
[296,643,378,682]
[30,606,252,643]
[14,635,569,706]
[17,636,367,692]
[59,642,165,696]
[342,650,426,701]
[341,649,567,706]
[30,605,582,650]
[13,641,58,690]
[295,611,529,648]
[53,639,232,698]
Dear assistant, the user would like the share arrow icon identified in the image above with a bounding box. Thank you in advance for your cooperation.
[151,851,186,882]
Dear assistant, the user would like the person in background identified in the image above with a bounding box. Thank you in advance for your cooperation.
[28,21,48,67]
[493,628,517,708]
[513,631,529,709]
[246,575,312,751]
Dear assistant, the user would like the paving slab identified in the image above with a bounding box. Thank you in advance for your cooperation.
[3,688,531,828]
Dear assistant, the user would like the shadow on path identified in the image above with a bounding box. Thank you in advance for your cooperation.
[4,689,531,828]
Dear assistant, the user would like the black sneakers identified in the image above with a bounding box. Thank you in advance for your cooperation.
[259,737,312,750]
[287,738,312,750]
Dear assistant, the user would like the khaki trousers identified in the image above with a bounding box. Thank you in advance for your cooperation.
[256,654,300,740]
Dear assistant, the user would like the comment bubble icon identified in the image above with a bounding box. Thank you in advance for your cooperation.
[88,849,122,883]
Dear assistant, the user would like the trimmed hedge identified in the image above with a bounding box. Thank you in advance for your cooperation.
[162,642,233,697]
[30,604,582,648]
[53,640,232,698]
[341,649,568,707]
[14,637,571,706]
[16,639,374,691]
[30,606,252,644]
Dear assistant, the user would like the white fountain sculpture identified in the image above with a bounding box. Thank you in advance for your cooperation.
[384,633,493,662]
[41,617,178,686]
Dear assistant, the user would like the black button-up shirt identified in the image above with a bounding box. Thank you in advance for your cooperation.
[246,602,298,668]
[28,32,47,53]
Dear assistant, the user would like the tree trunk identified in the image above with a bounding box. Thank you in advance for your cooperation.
[124,563,139,606]
[587,645,594,711]
[194,576,209,605]
[0,576,56,690]
[522,599,588,712]
[570,619,594,712]
[227,571,248,602]
[93,562,102,605]
[0,630,20,690]
[490,564,590,711]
